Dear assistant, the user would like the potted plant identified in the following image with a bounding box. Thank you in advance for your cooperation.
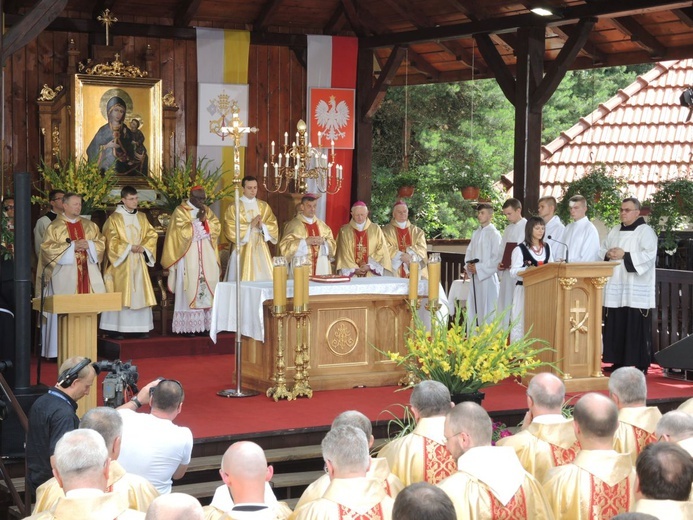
[33,159,118,216]
[440,163,494,201]
[392,168,420,198]
[382,312,553,403]
[147,156,234,213]
[649,177,693,254]
[556,163,626,228]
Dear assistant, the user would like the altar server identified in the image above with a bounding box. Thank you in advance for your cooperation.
[279,193,335,276]
[562,195,600,262]
[161,186,221,335]
[495,198,526,326]
[538,196,565,254]
[464,203,501,329]
[224,175,279,281]
[335,201,392,277]
[382,200,428,279]
[100,186,158,338]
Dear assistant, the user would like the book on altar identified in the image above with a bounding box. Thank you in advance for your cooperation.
[501,242,518,269]
[309,274,351,283]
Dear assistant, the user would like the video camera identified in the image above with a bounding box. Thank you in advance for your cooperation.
[94,359,139,408]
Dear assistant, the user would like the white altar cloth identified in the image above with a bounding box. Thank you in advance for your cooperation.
[210,276,449,343]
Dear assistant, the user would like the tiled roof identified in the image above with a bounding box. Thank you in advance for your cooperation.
[509,60,693,202]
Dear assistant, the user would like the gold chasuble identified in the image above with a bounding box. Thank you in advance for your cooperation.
[293,457,404,513]
[25,491,145,519]
[496,419,580,483]
[335,219,392,277]
[293,477,394,520]
[279,215,336,276]
[161,201,221,333]
[203,502,293,520]
[377,416,456,486]
[224,197,278,281]
[437,446,554,520]
[34,460,159,513]
[38,215,106,295]
[543,450,634,520]
[102,209,158,310]
[382,220,428,278]
[613,407,662,464]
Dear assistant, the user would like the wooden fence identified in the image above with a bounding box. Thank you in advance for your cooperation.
[654,268,693,352]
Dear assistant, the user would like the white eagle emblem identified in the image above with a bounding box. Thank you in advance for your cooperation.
[315,95,350,142]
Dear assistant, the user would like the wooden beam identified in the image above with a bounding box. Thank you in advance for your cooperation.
[406,47,440,80]
[2,0,68,63]
[324,4,346,34]
[609,16,667,58]
[475,33,515,103]
[673,7,693,26]
[355,46,374,205]
[254,0,283,31]
[340,0,372,37]
[360,0,692,48]
[174,0,203,28]
[550,23,607,65]
[365,46,406,120]
[532,17,596,107]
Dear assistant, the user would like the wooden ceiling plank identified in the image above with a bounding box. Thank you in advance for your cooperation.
[406,47,440,80]
[474,33,515,103]
[609,16,667,58]
[366,45,406,119]
[254,0,284,31]
[174,0,203,28]
[532,17,596,107]
[551,23,607,65]
[439,40,477,69]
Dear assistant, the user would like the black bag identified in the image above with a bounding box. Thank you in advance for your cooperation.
[680,87,693,122]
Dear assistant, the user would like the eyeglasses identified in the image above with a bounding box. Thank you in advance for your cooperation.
[619,208,638,213]
[3,206,13,211]
[444,431,464,442]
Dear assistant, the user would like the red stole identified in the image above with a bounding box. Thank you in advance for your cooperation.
[303,220,321,275]
[353,228,368,275]
[65,220,90,294]
[395,226,412,277]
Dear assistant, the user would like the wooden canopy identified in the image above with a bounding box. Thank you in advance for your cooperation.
[5,0,693,209]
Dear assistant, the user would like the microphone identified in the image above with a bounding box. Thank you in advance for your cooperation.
[466,258,480,264]
[547,235,569,263]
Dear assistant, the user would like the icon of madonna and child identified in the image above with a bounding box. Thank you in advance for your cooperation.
[86,90,148,176]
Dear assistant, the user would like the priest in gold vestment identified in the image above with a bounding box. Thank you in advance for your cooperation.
[34,407,158,514]
[543,393,634,520]
[497,373,580,483]
[100,186,158,337]
[38,193,106,358]
[655,410,693,459]
[224,176,279,281]
[279,194,335,276]
[382,200,427,279]
[161,187,221,334]
[293,411,403,514]
[378,381,456,486]
[335,201,392,277]
[438,402,554,520]
[609,367,661,464]
[25,429,144,520]
[294,426,394,520]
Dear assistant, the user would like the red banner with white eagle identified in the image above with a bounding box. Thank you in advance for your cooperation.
[309,88,355,150]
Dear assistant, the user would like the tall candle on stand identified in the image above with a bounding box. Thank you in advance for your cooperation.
[272,257,287,308]
[428,253,441,302]
[302,263,310,309]
[409,261,419,304]
[293,258,305,309]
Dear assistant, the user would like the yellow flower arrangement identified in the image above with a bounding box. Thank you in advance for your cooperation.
[387,311,553,395]
[148,156,236,212]
[32,159,118,215]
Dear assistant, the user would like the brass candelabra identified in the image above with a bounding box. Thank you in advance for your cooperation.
[266,305,293,401]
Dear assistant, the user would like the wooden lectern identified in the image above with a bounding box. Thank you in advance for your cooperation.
[33,293,122,415]
[519,262,617,392]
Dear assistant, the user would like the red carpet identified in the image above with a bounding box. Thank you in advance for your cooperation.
[32,356,693,440]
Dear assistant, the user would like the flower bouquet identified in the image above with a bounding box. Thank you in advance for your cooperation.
[386,311,554,399]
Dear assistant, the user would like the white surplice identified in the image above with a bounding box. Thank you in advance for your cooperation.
[563,217,600,262]
[464,223,501,330]
[495,218,526,326]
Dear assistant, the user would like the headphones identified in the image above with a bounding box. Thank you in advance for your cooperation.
[57,358,93,388]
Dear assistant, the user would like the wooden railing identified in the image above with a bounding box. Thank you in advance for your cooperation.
[654,268,693,352]
[439,252,466,297]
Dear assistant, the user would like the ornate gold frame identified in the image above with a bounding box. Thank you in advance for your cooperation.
[73,73,162,180]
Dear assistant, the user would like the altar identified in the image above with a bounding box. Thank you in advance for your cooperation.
[210,277,448,392]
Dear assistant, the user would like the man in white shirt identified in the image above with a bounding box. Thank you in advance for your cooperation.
[116,379,193,494]
[538,196,565,256]
[495,198,526,326]
[562,195,600,262]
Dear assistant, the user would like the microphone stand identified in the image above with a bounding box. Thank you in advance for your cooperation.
[547,235,569,263]
[37,238,72,384]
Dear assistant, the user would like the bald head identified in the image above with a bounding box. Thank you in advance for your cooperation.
[656,411,693,442]
[145,493,204,520]
[573,393,619,440]
[527,372,565,413]
[222,441,269,481]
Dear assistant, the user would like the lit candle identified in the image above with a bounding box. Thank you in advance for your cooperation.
[308,142,312,149]
[428,254,441,301]
[302,263,310,309]
[274,163,279,178]
[273,258,287,307]
[284,132,288,146]
[263,162,268,179]
[296,132,299,143]
[409,261,419,303]
[318,131,322,147]
[271,141,275,156]
[294,164,299,181]
[293,260,305,309]
[285,153,290,167]
[331,139,335,155]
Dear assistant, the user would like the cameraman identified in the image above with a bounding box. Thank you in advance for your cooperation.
[116,378,193,494]
[26,357,97,495]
